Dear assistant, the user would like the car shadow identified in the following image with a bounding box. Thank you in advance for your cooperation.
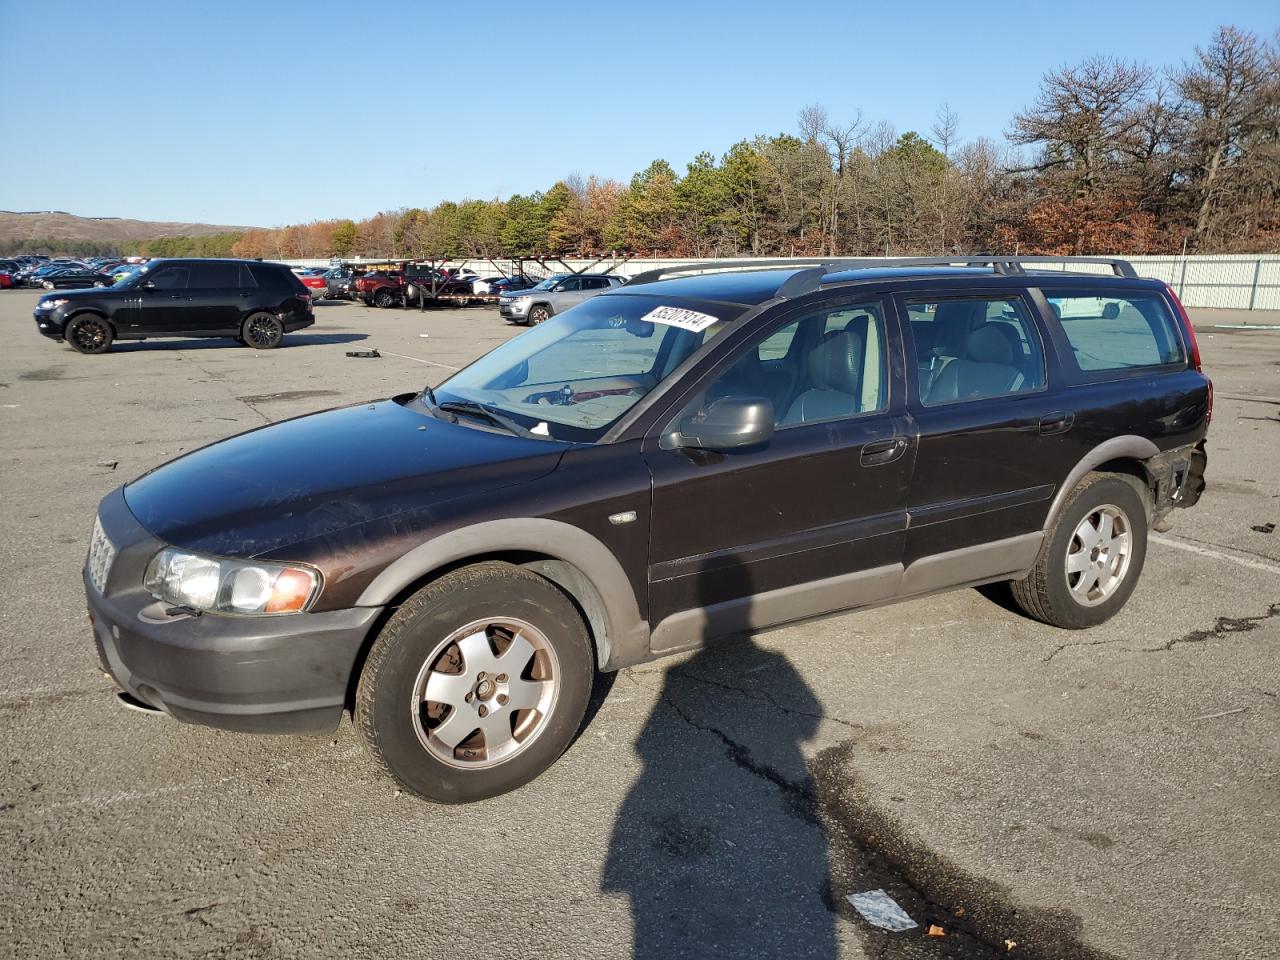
[103,333,369,353]
[602,558,838,959]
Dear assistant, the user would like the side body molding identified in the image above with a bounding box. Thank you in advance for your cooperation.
[1043,435,1160,531]
[354,518,649,671]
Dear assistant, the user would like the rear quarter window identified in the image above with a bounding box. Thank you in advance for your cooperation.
[1045,292,1184,373]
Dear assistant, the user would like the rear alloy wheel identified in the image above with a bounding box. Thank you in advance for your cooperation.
[1010,473,1149,629]
[374,289,396,309]
[356,561,593,803]
[528,304,551,325]
[65,314,114,354]
[242,311,284,349]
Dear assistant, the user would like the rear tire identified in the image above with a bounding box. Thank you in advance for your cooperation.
[1010,473,1149,629]
[356,562,593,803]
[65,314,114,354]
[241,312,284,349]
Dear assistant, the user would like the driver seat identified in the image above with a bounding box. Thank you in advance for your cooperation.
[783,329,865,424]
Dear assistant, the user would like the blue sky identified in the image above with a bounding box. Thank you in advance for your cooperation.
[1,0,1274,227]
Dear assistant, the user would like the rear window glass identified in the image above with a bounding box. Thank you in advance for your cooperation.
[249,264,290,289]
[191,262,239,288]
[238,264,258,288]
[1045,293,1183,371]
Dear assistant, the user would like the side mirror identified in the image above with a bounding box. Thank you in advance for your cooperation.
[141,279,156,291]
[673,396,774,451]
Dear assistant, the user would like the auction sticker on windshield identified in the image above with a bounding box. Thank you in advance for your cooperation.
[640,305,720,333]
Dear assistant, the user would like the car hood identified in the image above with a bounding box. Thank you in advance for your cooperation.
[124,397,567,558]
[39,285,113,299]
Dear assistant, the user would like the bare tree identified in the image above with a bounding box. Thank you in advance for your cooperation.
[1010,56,1153,194]
[1175,26,1276,245]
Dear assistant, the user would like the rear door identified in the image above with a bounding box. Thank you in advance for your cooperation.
[895,289,1074,589]
[186,261,243,334]
[642,294,914,653]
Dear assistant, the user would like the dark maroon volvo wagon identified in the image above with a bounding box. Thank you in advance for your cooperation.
[85,257,1211,802]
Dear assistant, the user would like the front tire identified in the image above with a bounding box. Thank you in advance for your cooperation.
[356,562,593,803]
[527,304,551,325]
[65,314,114,354]
[1010,473,1149,629]
[241,312,284,349]
[374,289,396,309]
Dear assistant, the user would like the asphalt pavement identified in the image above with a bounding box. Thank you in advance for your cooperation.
[1,291,1277,960]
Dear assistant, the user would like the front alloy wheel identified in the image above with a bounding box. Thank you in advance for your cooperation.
[411,618,559,769]
[527,305,550,325]
[356,562,593,803]
[65,314,114,354]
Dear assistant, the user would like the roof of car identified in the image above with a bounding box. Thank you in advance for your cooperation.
[614,259,1156,307]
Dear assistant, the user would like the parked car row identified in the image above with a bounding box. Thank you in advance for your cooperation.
[2,254,141,290]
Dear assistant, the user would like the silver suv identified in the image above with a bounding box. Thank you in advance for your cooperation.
[498,273,627,325]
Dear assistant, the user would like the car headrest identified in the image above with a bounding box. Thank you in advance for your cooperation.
[967,323,1015,365]
[808,329,864,394]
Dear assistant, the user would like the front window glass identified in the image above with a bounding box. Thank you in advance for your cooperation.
[147,266,190,290]
[434,295,742,441]
[667,301,889,432]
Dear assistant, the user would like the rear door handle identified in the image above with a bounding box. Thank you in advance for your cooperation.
[1039,412,1074,435]
[861,436,908,467]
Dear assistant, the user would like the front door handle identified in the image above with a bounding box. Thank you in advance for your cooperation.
[861,436,908,467]
[1039,412,1074,435]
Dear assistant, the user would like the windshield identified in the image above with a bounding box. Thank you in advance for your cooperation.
[432,294,743,442]
[528,276,565,292]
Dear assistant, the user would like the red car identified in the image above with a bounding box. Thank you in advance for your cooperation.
[298,272,328,298]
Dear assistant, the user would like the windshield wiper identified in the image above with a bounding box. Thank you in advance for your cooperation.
[436,400,535,438]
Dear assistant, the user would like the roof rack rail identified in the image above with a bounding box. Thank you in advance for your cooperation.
[623,255,1139,289]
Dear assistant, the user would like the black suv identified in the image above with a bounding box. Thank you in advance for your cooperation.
[34,258,314,354]
[84,256,1210,802]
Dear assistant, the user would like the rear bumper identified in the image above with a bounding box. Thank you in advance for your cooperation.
[86,487,381,735]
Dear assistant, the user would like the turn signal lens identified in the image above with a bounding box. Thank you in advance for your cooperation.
[266,569,319,614]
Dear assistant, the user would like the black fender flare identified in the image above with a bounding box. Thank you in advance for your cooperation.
[354,518,650,671]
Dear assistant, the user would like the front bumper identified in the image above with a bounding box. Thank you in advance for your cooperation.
[499,301,529,319]
[86,487,381,735]
[33,306,67,339]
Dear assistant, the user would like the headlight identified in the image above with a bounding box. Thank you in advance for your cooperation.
[38,298,69,310]
[143,548,320,616]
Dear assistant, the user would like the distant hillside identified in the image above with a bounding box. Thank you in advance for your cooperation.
[0,211,255,245]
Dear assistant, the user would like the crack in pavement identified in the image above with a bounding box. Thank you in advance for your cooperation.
[640,675,821,827]
[668,667,863,730]
[1143,601,1280,653]
[1041,635,1133,663]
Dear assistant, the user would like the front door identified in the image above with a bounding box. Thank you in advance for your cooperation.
[643,295,914,654]
[135,263,193,334]
[896,290,1072,590]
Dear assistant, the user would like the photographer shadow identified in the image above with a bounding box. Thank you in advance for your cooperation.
[602,557,837,959]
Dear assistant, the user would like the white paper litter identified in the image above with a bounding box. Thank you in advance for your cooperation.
[846,889,917,932]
